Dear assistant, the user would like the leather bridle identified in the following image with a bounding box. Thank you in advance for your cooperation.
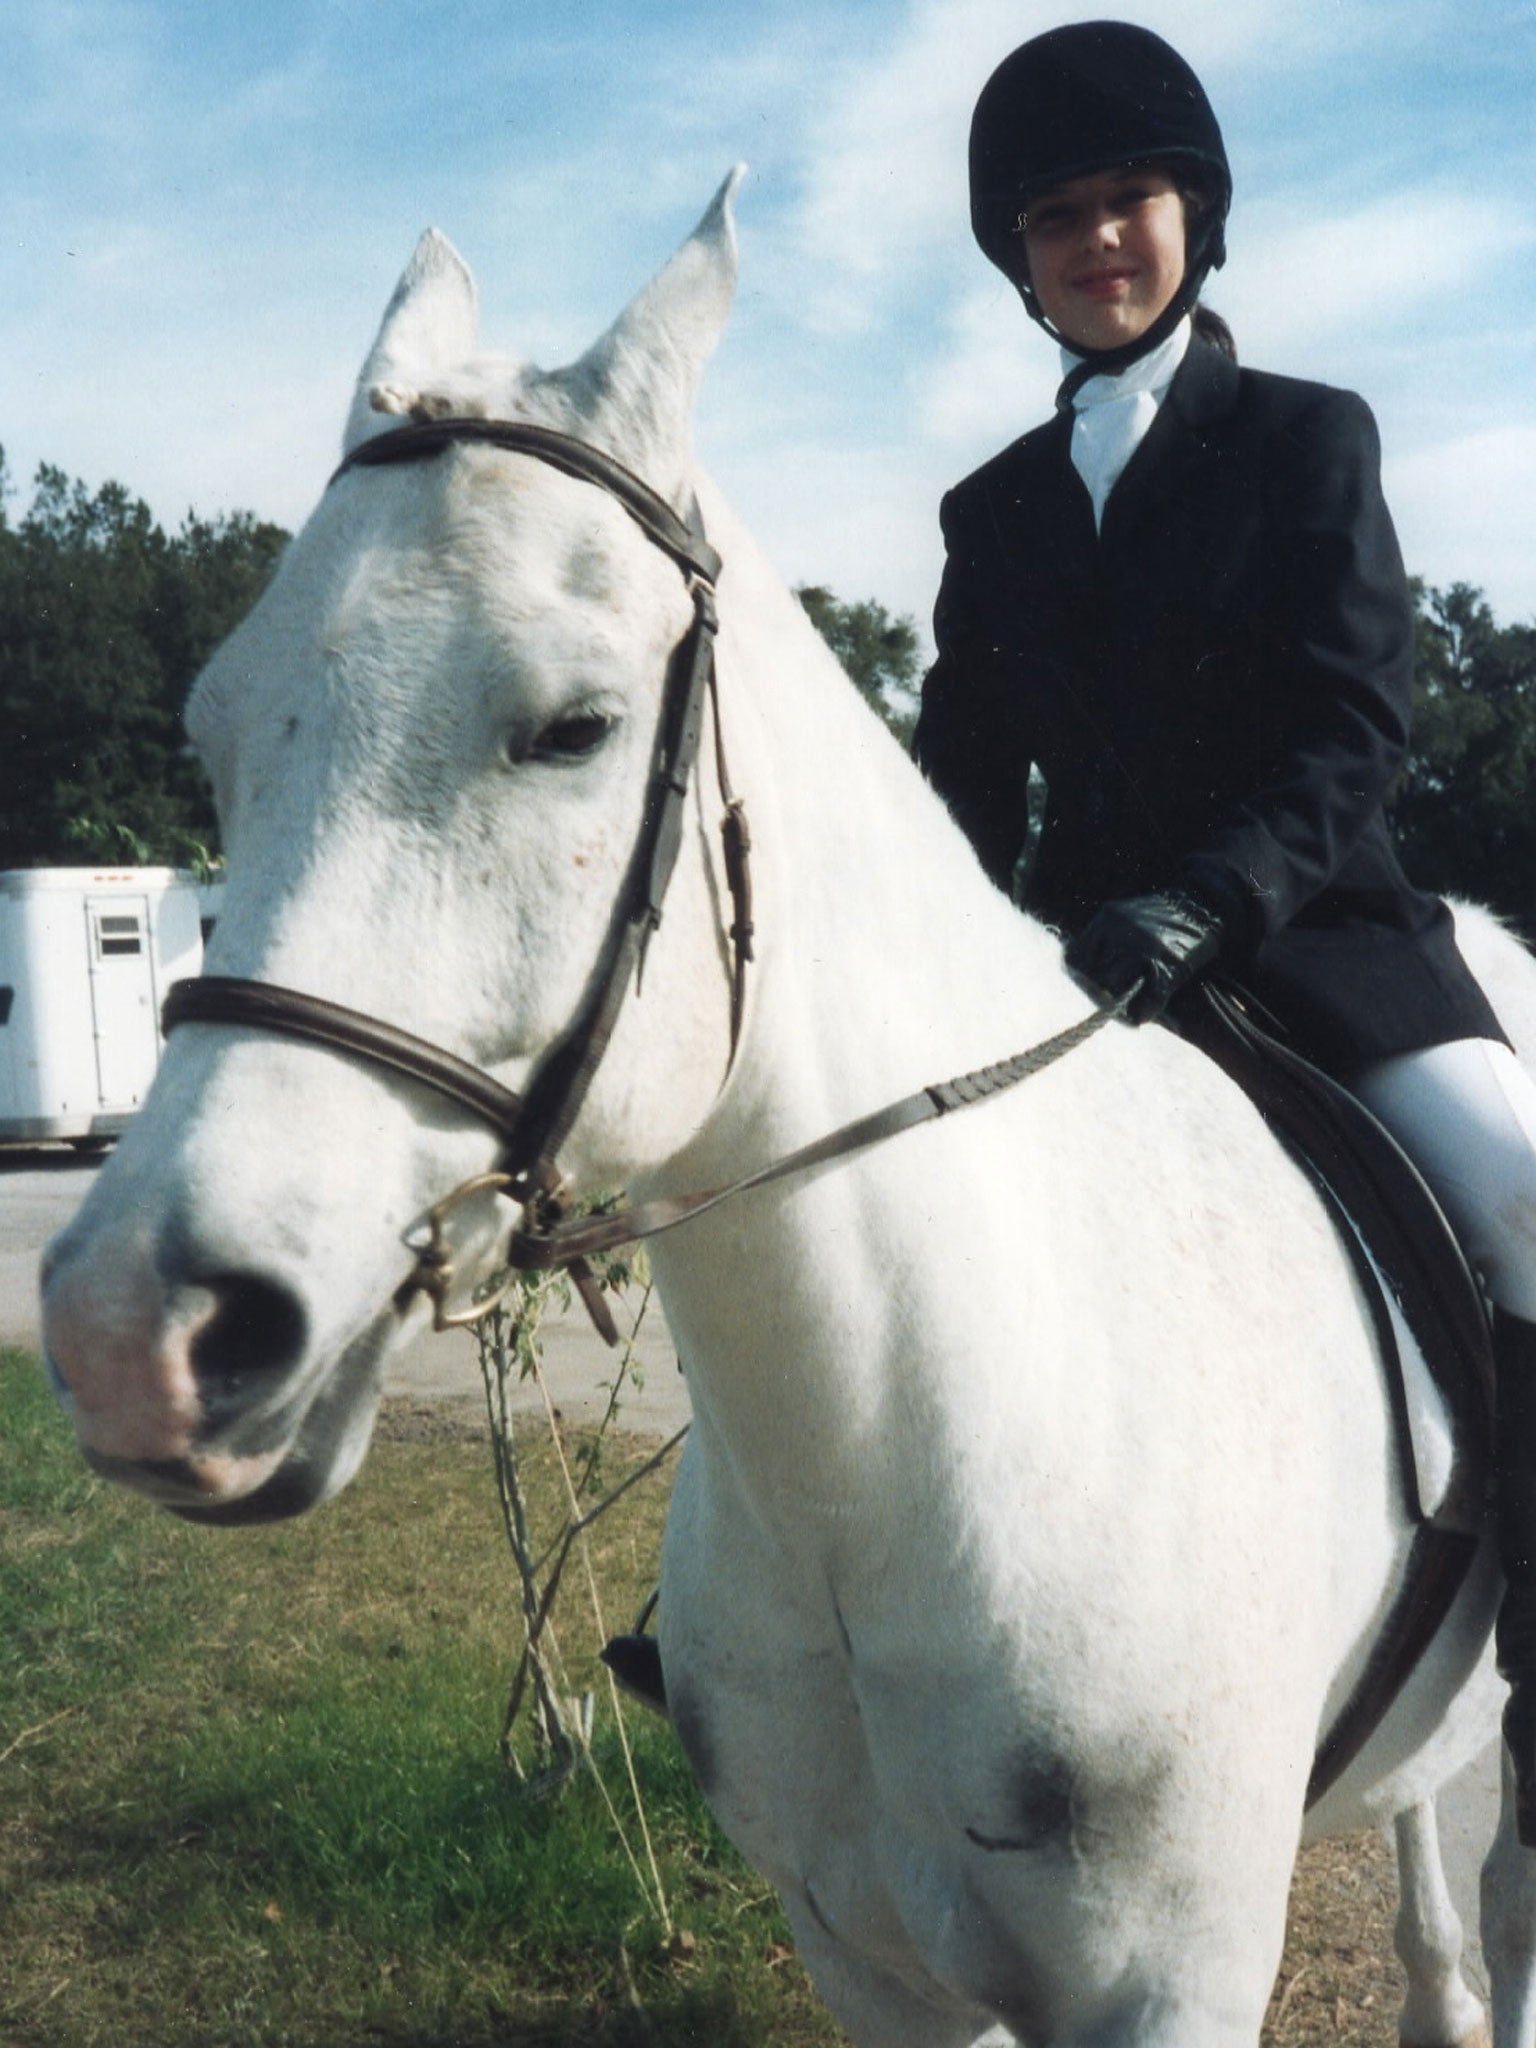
[162,416,756,1337]
[163,413,1124,1340]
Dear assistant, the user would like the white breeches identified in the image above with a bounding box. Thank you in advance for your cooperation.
[1352,1038,1536,1323]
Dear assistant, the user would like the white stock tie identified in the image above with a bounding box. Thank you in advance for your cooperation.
[1065,317,1192,531]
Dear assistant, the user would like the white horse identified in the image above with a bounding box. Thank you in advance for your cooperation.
[41,174,1536,2047]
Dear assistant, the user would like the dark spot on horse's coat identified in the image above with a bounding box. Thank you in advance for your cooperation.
[282,715,300,741]
[967,1751,1076,1854]
[968,1744,1175,1860]
[669,1683,719,1797]
[562,539,617,606]
[1012,1751,1078,1841]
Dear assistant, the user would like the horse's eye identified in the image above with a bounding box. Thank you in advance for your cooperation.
[525,712,615,763]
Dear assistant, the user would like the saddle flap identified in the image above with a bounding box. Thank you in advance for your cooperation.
[1189,982,1494,1534]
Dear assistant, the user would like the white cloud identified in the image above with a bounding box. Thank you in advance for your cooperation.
[14,1,161,151]
[709,432,952,647]
[905,182,1536,488]
[1214,187,1536,368]
[0,298,351,533]
[795,0,1013,288]
[1387,425,1536,621]
[5,0,1532,648]
[913,279,1057,452]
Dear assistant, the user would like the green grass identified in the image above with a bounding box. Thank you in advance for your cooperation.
[0,1348,846,2048]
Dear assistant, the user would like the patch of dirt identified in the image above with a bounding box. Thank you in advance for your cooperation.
[1266,1831,1408,2046]
[374,1394,489,1444]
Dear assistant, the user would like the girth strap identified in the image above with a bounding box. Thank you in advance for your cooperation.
[1186,983,1493,1811]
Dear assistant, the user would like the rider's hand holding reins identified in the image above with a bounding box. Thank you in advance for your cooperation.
[1066,890,1227,1024]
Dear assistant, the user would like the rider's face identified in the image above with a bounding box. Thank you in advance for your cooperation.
[1021,166,1188,353]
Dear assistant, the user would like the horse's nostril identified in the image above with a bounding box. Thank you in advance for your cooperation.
[189,1273,309,1395]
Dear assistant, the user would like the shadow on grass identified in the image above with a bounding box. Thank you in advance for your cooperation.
[8,1729,824,2044]
[363,1987,781,2047]
[7,1758,825,2047]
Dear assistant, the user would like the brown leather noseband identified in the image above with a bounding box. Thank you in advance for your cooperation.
[162,417,755,1334]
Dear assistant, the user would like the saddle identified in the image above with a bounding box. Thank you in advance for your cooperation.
[1185,982,1496,1805]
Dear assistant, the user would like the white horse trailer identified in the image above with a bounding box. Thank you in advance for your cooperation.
[0,867,219,1146]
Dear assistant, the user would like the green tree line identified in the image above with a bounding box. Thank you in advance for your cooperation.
[0,453,1528,940]
[0,450,286,871]
[790,578,1535,943]
[1393,579,1535,941]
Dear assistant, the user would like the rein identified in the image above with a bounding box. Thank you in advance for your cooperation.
[502,999,1125,1268]
[161,414,1124,1336]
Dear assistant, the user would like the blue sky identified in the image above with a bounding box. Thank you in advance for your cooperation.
[5,0,1535,646]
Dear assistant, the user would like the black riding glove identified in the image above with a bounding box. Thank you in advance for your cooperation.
[1064,890,1226,1025]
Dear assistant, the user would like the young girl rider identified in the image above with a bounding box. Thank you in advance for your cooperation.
[913,19,1536,1838]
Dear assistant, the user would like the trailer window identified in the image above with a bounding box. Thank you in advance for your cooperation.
[0,986,11,1025]
[94,914,144,959]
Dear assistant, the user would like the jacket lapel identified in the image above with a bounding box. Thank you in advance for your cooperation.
[964,339,1243,596]
[979,410,1098,597]
[1098,339,1241,556]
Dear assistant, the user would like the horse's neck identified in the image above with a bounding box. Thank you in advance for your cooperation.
[647,484,1082,1494]
[698,482,1076,1123]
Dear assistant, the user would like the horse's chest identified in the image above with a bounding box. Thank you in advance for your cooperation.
[673,1600,1198,2029]
[665,1512,1157,1872]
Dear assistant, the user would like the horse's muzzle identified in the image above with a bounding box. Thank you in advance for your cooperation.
[79,1442,294,1517]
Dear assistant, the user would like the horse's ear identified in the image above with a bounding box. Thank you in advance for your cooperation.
[568,166,744,491]
[343,230,479,451]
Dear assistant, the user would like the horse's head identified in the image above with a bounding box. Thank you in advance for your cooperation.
[42,172,749,1521]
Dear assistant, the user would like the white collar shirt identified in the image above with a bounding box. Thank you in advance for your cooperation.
[1061,317,1193,532]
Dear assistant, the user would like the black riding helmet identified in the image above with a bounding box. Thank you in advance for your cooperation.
[970,21,1231,372]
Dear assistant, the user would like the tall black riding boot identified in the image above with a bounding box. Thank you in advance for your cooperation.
[1493,1308,1536,1847]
